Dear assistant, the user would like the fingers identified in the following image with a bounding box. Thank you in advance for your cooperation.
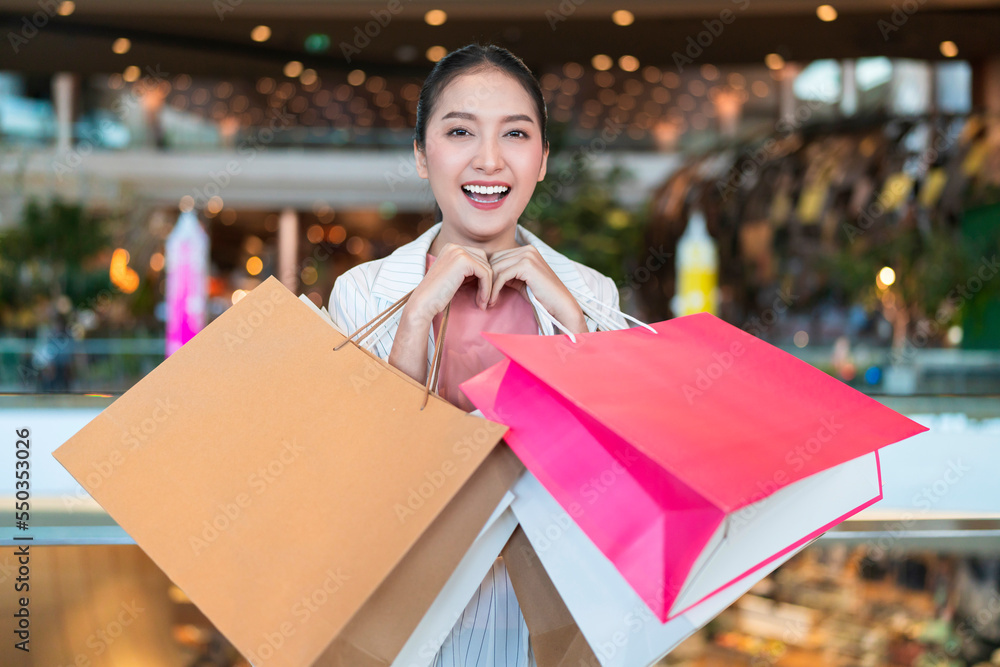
[413,246,486,318]
[443,242,488,263]
[466,246,489,262]
[488,245,537,260]
[488,258,529,307]
[425,244,553,312]
[444,244,493,310]
[468,254,493,311]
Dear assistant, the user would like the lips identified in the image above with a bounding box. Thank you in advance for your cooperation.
[458,181,512,211]
[461,183,511,204]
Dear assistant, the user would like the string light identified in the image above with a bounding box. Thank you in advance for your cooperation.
[618,55,640,72]
[300,69,318,86]
[562,62,584,79]
[765,53,786,70]
[592,54,613,71]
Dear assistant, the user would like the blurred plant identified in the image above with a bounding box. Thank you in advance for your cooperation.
[0,197,114,330]
[954,202,1000,349]
[520,152,647,286]
[826,204,999,354]
[827,224,966,350]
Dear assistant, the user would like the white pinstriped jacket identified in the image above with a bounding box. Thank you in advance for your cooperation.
[327,220,624,667]
[327,221,626,373]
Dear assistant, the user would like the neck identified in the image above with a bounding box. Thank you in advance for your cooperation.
[428,220,522,258]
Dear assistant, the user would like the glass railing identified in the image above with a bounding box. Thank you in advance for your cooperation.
[4,336,999,395]
[2,392,997,548]
[0,337,165,393]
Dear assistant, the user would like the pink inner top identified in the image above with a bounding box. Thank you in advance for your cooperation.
[426,252,539,412]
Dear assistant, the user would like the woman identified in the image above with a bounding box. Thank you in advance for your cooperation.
[329,43,625,666]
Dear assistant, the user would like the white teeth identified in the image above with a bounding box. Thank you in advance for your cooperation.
[462,184,509,195]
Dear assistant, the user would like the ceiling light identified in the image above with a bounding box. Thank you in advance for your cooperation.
[611,10,634,26]
[816,5,838,21]
[424,9,447,26]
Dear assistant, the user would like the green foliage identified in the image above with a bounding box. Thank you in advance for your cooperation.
[521,157,645,284]
[827,223,967,323]
[956,202,1000,348]
[826,201,999,351]
[0,198,114,328]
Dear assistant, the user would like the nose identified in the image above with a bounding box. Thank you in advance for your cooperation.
[473,134,504,174]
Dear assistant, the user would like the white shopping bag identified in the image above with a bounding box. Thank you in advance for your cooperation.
[392,491,519,667]
[511,472,814,667]
[298,295,345,335]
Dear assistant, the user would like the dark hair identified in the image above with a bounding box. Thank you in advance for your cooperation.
[413,43,548,154]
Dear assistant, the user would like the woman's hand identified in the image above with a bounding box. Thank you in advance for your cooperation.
[389,243,493,384]
[487,246,588,334]
[407,243,494,324]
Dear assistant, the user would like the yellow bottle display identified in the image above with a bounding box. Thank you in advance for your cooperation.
[672,210,719,316]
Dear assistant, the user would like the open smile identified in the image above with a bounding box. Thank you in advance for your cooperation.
[462,184,510,208]
[461,183,511,208]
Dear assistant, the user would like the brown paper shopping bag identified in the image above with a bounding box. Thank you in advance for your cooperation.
[502,526,600,667]
[53,275,520,667]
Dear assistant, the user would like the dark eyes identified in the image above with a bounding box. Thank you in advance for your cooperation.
[446,127,530,139]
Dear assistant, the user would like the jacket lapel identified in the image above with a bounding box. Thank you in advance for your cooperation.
[369,223,441,305]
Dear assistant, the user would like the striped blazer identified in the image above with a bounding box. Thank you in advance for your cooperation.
[326,221,625,666]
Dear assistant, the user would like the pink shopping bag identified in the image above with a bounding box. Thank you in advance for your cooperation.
[460,312,928,622]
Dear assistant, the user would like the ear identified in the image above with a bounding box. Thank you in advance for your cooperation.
[414,140,428,180]
[536,141,549,182]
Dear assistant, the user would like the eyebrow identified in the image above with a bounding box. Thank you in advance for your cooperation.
[441,111,536,124]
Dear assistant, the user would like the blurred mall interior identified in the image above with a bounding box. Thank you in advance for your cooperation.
[0,0,999,665]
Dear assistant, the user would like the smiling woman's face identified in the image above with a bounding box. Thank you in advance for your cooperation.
[415,67,548,244]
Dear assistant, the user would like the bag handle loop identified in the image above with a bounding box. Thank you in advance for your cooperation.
[333,289,451,410]
[525,285,659,337]
[566,286,658,334]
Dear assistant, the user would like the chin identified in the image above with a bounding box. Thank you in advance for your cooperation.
[444,210,520,240]
[471,223,518,243]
